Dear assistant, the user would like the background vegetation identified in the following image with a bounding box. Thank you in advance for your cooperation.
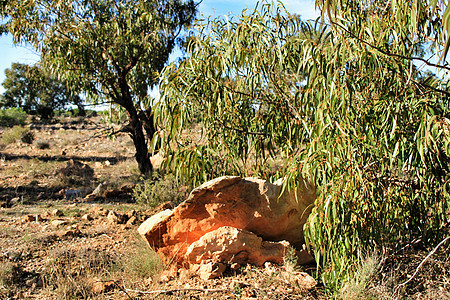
[1,63,84,119]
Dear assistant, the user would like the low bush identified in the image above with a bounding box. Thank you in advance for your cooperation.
[35,140,50,149]
[0,108,27,127]
[1,126,30,144]
[20,130,34,144]
[133,173,186,208]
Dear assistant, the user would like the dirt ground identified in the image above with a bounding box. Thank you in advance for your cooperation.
[0,116,324,299]
[0,115,448,299]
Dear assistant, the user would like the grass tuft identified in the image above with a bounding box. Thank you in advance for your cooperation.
[340,252,381,300]
[1,126,30,144]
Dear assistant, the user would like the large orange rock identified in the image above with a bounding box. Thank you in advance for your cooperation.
[138,176,315,266]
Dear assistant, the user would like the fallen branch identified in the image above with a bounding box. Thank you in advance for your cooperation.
[394,236,450,296]
[124,287,233,296]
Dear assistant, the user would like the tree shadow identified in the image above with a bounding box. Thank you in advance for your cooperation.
[0,153,132,165]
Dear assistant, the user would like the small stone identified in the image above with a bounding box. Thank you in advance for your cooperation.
[264,262,275,276]
[82,214,93,221]
[51,220,67,227]
[21,215,36,223]
[126,216,137,225]
[178,268,191,281]
[92,280,115,294]
[198,261,226,280]
[293,272,317,289]
[89,206,108,216]
[159,271,175,283]
[230,263,241,271]
[52,209,64,217]
[107,210,119,224]
[92,182,107,196]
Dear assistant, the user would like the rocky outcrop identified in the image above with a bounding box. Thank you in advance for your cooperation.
[185,226,291,266]
[138,176,316,269]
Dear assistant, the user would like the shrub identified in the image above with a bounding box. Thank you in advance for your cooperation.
[55,159,94,187]
[1,125,30,144]
[0,108,27,127]
[20,130,34,144]
[35,140,50,149]
[133,173,186,208]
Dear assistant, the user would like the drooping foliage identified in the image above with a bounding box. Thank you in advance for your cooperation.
[2,0,197,174]
[1,63,84,119]
[157,1,450,290]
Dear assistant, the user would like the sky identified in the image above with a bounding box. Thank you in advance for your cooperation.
[0,0,319,94]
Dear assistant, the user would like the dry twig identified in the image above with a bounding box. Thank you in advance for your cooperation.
[125,287,233,298]
[393,236,450,297]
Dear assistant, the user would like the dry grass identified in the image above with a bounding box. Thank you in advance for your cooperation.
[42,247,114,299]
[39,234,163,299]
[340,252,381,300]
[340,244,450,300]
[0,126,30,144]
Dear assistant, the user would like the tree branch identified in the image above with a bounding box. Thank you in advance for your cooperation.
[331,21,450,72]
[219,121,267,136]
[125,287,233,296]
[394,236,450,295]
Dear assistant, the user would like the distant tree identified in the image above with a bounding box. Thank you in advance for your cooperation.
[2,0,197,175]
[0,63,84,119]
[0,1,7,34]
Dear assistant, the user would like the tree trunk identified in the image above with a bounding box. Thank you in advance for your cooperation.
[129,110,153,175]
[138,107,158,151]
[119,99,153,175]
[117,75,153,176]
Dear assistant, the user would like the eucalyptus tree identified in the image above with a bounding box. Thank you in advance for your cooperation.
[1,63,84,119]
[158,1,449,291]
[2,0,197,174]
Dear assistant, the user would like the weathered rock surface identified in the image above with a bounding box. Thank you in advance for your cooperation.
[198,261,226,280]
[186,226,290,266]
[138,176,315,266]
